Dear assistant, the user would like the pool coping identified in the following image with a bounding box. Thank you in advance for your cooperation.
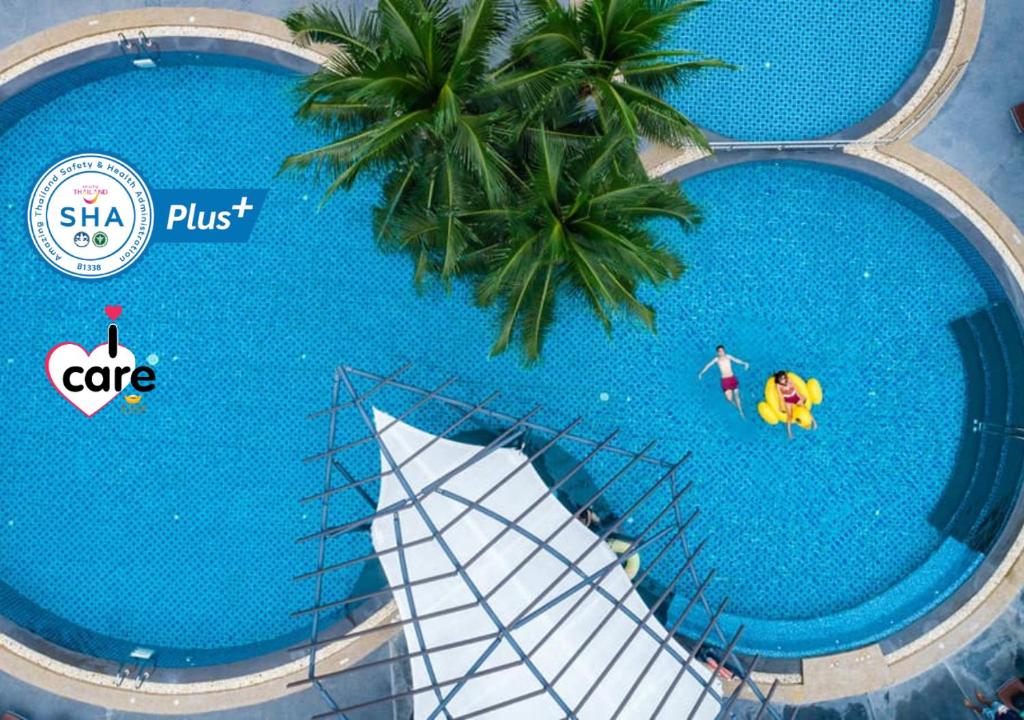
[2,0,1024,714]
[0,8,326,85]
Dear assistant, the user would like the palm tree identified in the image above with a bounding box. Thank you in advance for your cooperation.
[282,0,720,362]
[503,0,730,149]
[282,0,582,282]
[474,129,700,362]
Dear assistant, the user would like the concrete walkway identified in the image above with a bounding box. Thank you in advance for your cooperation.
[0,1,307,51]
[732,589,1024,719]
[0,642,406,720]
[913,0,1024,232]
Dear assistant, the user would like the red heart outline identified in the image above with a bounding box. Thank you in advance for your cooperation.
[45,341,128,418]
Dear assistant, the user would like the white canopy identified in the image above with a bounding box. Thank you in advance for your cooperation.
[370,410,721,719]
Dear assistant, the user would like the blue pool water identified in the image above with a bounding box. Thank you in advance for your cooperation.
[0,54,1009,663]
[663,0,939,140]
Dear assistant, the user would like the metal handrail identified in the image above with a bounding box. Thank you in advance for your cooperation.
[974,420,1024,439]
[708,138,873,152]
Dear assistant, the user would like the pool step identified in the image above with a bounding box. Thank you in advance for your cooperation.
[948,311,1007,546]
[970,303,1024,550]
[929,303,1024,552]
[928,316,987,537]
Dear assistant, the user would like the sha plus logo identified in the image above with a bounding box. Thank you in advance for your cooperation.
[45,305,157,417]
[27,153,153,279]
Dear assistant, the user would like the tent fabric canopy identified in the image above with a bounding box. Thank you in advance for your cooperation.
[370,410,721,720]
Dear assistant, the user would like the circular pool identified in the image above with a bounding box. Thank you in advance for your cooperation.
[0,51,1017,666]
[662,0,942,140]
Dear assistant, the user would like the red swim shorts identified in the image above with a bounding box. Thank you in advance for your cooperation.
[720,376,739,392]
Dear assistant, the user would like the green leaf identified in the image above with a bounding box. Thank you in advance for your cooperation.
[521,262,557,361]
[284,5,379,58]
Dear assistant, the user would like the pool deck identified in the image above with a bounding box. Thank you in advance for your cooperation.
[733,587,1024,720]
[912,0,1024,234]
[2,1,1024,718]
[0,1,307,52]
[0,639,409,720]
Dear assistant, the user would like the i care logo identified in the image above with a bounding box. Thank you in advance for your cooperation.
[27,153,153,279]
[45,306,157,417]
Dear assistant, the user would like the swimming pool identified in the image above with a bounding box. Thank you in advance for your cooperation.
[0,52,1017,665]
[662,0,941,140]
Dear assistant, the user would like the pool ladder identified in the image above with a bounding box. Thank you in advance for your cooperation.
[974,420,1024,439]
[115,647,156,688]
[117,31,160,68]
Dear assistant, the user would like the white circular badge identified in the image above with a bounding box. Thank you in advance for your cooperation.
[27,153,153,279]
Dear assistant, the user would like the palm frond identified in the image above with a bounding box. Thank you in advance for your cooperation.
[533,128,565,207]
[519,261,558,362]
[377,0,430,66]
[626,0,708,41]
[611,81,707,149]
[618,57,733,94]
[452,115,513,203]
[481,60,592,107]
[284,4,379,60]
[590,78,640,141]
[454,0,510,70]
[606,0,707,56]
[375,162,420,240]
[475,231,542,307]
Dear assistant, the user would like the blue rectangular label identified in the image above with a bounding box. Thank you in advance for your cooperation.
[152,189,268,243]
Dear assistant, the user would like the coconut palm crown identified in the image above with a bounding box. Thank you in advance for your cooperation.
[283,0,723,362]
[504,0,730,148]
[476,130,699,360]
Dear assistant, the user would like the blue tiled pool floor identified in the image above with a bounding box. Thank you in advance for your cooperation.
[663,0,939,140]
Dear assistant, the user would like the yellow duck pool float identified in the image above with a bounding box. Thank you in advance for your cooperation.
[757,372,823,430]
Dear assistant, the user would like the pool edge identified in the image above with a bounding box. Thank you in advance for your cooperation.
[0,8,327,83]
[640,0,972,177]
[0,601,401,715]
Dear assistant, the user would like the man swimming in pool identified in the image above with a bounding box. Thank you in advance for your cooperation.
[698,345,749,417]
[775,370,819,440]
